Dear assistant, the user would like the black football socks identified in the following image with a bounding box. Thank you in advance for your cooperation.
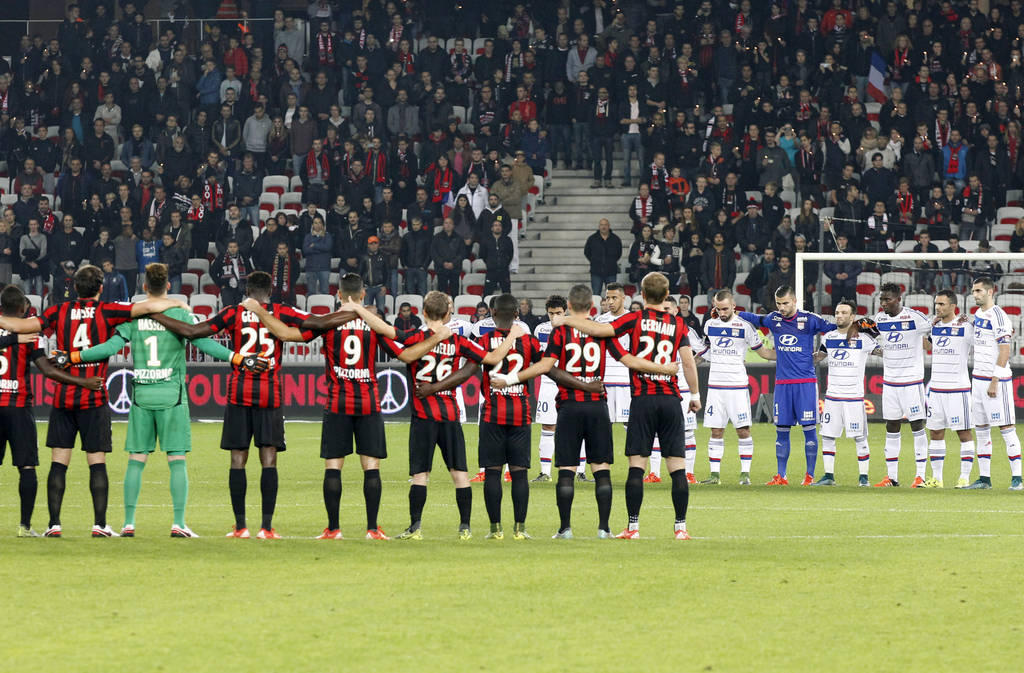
[229,468,247,529]
[593,469,612,533]
[260,467,278,531]
[88,463,108,528]
[363,468,382,530]
[47,462,67,528]
[19,467,37,529]
[625,466,645,526]
[556,469,575,532]
[483,468,502,524]
[323,469,341,530]
[510,469,528,525]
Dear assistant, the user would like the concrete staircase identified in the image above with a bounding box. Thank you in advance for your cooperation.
[514,169,631,306]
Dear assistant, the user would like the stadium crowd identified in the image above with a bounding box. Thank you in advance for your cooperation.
[0,0,1023,318]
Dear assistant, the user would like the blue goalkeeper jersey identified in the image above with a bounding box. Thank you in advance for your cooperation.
[738,310,834,384]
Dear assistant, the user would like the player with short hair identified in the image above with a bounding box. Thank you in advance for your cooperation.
[965,277,1022,490]
[656,296,702,483]
[699,289,776,485]
[151,271,319,539]
[508,284,677,538]
[926,290,975,488]
[738,286,835,486]
[397,290,523,540]
[872,283,933,487]
[0,286,104,537]
[243,273,447,538]
[63,263,267,537]
[556,273,701,540]
[531,294,568,482]
[0,265,185,537]
[813,300,876,486]
[597,284,639,480]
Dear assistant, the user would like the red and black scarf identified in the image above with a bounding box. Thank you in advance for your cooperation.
[947,144,962,174]
[431,166,453,202]
[897,191,914,220]
[272,252,292,293]
[306,150,329,180]
[398,50,415,74]
[202,183,224,211]
[367,150,388,184]
[187,204,205,222]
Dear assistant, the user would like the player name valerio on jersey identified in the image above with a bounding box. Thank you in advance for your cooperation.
[42,299,134,408]
[307,318,405,415]
[208,303,313,408]
[612,309,689,397]
[930,320,973,390]
[479,328,542,425]
[544,324,625,405]
[0,331,46,407]
[972,305,1014,379]
[404,330,486,421]
[822,331,875,399]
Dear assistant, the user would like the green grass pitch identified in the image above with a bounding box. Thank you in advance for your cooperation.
[1,420,1022,673]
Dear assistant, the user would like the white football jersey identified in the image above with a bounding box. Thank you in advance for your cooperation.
[533,320,554,351]
[873,307,931,383]
[971,305,1014,378]
[822,330,876,399]
[675,330,706,394]
[472,316,529,338]
[442,317,473,337]
[929,318,973,390]
[597,311,631,384]
[700,316,763,387]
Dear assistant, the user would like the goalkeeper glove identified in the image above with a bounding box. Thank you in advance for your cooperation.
[231,352,270,372]
[50,350,82,369]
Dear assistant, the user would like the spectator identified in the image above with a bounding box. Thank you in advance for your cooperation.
[135,228,162,287]
[960,174,991,241]
[747,249,778,310]
[215,240,251,306]
[50,261,79,306]
[114,224,138,296]
[450,195,477,246]
[159,232,187,294]
[302,218,333,295]
[100,259,130,303]
[823,235,860,309]
[400,217,432,296]
[480,219,513,295]
[19,219,47,296]
[360,235,389,312]
[701,232,737,302]
[431,217,464,297]
[216,204,255,260]
[735,201,769,271]
[518,298,541,332]
[456,173,488,219]
[378,221,402,295]
[394,303,423,331]
[49,215,85,274]
[584,218,622,296]
[589,86,616,189]
[234,154,263,226]
[765,255,796,312]
[941,235,970,295]
[628,224,658,284]
[652,223,682,291]
[290,106,317,176]
[0,217,15,286]
[970,240,1003,283]
[912,231,940,294]
[489,164,531,228]
[270,241,300,306]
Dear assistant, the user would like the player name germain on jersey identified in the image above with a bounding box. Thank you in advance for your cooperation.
[640,318,677,336]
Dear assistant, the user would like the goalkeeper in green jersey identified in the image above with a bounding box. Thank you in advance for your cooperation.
[53,264,268,538]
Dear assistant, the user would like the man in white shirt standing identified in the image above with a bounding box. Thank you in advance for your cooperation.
[965,277,1022,490]
[617,84,645,188]
[456,173,489,219]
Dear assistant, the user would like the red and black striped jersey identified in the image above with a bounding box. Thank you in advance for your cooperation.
[403,330,486,421]
[40,299,134,409]
[543,324,626,406]
[308,320,404,415]
[478,329,543,426]
[208,302,313,408]
[0,333,45,407]
[612,308,689,397]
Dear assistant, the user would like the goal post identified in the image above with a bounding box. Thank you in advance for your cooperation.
[794,252,1024,312]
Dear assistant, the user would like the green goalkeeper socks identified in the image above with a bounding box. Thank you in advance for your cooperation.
[168,459,189,528]
[123,458,146,527]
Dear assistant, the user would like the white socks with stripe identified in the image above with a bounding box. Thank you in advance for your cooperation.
[976,427,992,478]
[821,436,836,475]
[684,445,695,476]
[708,437,724,474]
[1001,427,1023,478]
[959,441,975,480]
[884,432,901,481]
[928,439,945,482]
[738,436,753,474]
[538,430,554,476]
[855,436,870,476]
[913,429,928,479]
[650,438,662,477]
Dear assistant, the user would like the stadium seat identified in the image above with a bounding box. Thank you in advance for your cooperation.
[693,295,709,316]
[307,294,336,315]
[187,258,210,276]
[189,294,218,319]
[733,294,751,312]
[857,293,876,315]
[281,192,303,212]
[470,258,487,273]
[997,206,1024,224]
[454,294,478,317]
[289,175,304,193]
[293,295,306,311]
[200,273,218,295]
[856,271,880,296]
[394,294,423,314]
[27,294,42,315]
[779,190,796,209]
[452,105,467,124]
[180,272,199,297]
[1006,189,1023,206]
[992,223,1015,241]
[879,271,911,294]
[1000,294,1024,316]
[904,294,933,315]
[262,175,288,196]
[463,273,485,295]
[472,37,487,56]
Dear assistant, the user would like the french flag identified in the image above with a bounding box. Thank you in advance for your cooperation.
[867,50,889,103]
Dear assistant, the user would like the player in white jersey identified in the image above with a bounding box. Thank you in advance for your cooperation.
[813,300,877,486]
[965,277,1022,490]
[925,290,975,489]
[697,290,776,485]
[596,284,633,479]
[531,295,568,482]
[442,298,473,424]
[872,283,933,487]
[663,296,702,483]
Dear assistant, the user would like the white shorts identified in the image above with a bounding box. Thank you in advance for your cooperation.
[680,401,697,440]
[456,387,467,424]
[971,377,1016,428]
[821,397,868,439]
[926,388,972,432]
[606,384,632,423]
[703,387,752,429]
[882,382,926,422]
[535,379,558,425]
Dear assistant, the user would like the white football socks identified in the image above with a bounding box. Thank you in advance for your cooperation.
[959,440,975,480]
[821,436,836,475]
[650,438,662,477]
[928,439,945,482]
[976,427,992,478]
[884,432,901,481]
[708,437,724,474]
[855,436,870,476]
[913,429,928,479]
[738,436,753,474]
[1001,427,1023,478]
[538,430,554,476]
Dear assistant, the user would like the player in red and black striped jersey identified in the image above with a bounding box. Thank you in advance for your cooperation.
[505,284,678,538]
[554,274,700,540]
[0,265,187,538]
[152,271,317,539]
[0,286,106,537]
[394,290,523,541]
[243,273,449,540]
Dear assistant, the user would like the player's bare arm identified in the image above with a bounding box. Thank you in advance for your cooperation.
[678,346,701,412]
[481,324,527,366]
[552,313,615,338]
[149,312,216,339]
[300,310,359,332]
[415,360,479,397]
[756,345,778,361]
[398,326,451,363]
[241,300,305,342]
[130,296,190,317]
[990,341,1012,398]
[0,315,44,334]
[339,301,399,339]
[618,353,679,376]
[32,353,104,390]
[491,355,602,393]
[546,366,604,393]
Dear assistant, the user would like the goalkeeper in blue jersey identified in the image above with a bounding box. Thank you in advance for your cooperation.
[738,286,835,485]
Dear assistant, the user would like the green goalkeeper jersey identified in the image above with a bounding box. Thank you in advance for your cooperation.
[80,306,233,409]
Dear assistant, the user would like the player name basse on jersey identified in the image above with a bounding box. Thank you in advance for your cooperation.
[208,303,313,408]
[309,318,405,415]
[929,321,973,390]
[873,308,931,384]
[0,334,46,405]
[42,300,134,408]
[479,328,542,425]
[611,309,689,396]
[404,330,487,420]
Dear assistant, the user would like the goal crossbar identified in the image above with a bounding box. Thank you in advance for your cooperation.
[794,252,1024,309]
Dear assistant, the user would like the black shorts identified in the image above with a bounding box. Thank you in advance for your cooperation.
[220,404,286,451]
[46,406,112,453]
[408,416,467,475]
[625,395,684,458]
[554,401,614,467]
[320,411,387,460]
[0,407,38,466]
[478,422,531,469]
